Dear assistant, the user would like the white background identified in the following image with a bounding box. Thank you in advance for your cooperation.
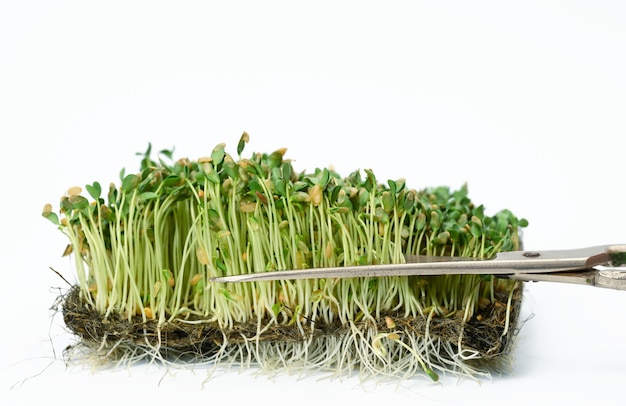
[2,1,626,404]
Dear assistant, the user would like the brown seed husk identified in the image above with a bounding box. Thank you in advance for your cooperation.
[61,281,523,376]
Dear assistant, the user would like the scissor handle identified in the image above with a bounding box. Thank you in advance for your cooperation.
[596,268,626,290]
[512,245,626,291]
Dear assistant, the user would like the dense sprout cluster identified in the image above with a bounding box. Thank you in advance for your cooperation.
[44,133,527,381]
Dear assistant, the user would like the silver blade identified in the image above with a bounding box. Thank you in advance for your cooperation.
[209,245,618,283]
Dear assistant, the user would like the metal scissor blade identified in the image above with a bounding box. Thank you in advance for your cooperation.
[209,244,625,284]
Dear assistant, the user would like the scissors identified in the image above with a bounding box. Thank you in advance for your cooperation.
[210,244,626,291]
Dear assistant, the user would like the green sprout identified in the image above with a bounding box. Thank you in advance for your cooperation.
[45,133,528,382]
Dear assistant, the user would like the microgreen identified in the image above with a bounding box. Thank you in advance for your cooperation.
[45,132,527,381]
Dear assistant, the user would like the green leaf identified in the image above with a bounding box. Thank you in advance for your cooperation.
[271,303,282,317]
[486,229,501,241]
[430,211,441,230]
[85,182,102,200]
[121,174,139,193]
[375,206,389,223]
[329,206,350,214]
[223,160,239,180]
[206,169,220,184]
[193,278,204,294]
[447,226,460,242]
[162,174,182,187]
[237,132,249,156]
[159,147,175,160]
[142,143,153,158]
[268,148,286,168]
[158,156,173,171]
[242,158,263,177]
[273,197,285,210]
[287,182,304,193]
[248,178,264,194]
[107,183,118,206]
[395,178,406,193]
[274,179,286,196]
[358,188,370,208]
[416,212,426,231]
[456,213,468,227]
[495,221,509,235]
[219,288,233,301]
[206,208,222,228]
[328,185,340,204]
[381,191,394,213]
[387,179,397,196]
[281,161,293,182]
[303,175,320,186]
[364,169,377,191]
[211,143,226,166]
[473,204,485,220]
[289,304,302,325]
[433,231,450,245]
[290,191,310,203]
[320,168,330,189]
[139,192,158,201]
[69,195,89,211]
[404,190,415,211]
[271,167,285,195]
[470,222,483,238]
[60,196,72,213]
[136,143,153,171]
[501,239,514,252]
[215,258,227,273]
[42,211,59,225]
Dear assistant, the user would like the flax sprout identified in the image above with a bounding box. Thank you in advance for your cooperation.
[44,133,528,382]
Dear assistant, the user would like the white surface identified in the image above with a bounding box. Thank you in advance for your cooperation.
[2,1,626,404]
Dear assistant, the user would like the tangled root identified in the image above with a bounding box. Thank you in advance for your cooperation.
[60,284,522,381]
